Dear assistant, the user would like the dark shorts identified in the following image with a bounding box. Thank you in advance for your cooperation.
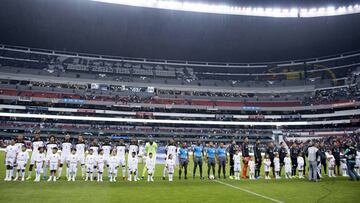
[208,158,216,167]
[180,158,188,167]
[194,157,203,166]
[218,157,226,166]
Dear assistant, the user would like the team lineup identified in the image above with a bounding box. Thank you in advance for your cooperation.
[3,134,360,183]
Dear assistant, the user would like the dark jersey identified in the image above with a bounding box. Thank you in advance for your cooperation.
[266,147,275,160]
[279,147,287,162]
[242,143,249,157]
[254,144,262,162]
[332,146,341,160]
[290,147,299,159]
[228,144,237,156]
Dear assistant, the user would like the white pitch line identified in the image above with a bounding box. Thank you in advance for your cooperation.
[214,180,284,203]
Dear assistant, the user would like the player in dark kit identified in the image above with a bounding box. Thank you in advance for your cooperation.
[254,139,262,179]
[290,142,299,177]
[278,142,287,176]
[332,141,341,176]
[228,140,237,179]
[266,142,275,177]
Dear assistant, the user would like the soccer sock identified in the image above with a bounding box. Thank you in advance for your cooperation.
[9,169,14,179]
[199,165,203,178]
[6,170,9,179]
[179,169,182,178]
[122,166,126,177]
[43,166,47,177]
[163,167,167,178]
[142,166,147,177]
[22,170,25,179]
[90,173,93,181]
[15,170,20,179]
[81,165,85,177]
[58,167,63,177]
[66,168,69,178]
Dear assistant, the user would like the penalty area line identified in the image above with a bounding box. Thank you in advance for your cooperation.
[214,180,284,203]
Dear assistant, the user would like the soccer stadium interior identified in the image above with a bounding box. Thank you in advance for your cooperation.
[0,0,359,202]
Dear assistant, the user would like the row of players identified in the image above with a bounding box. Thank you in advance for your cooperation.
[4,134,360,182]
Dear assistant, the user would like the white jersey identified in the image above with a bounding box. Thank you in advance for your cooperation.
[328,155,335,167]
[128,156,138,167]
[46,143,58,157]
[35,153,46,163]
[89,145,99,156]
[108,156,119,166]
[32,140,44,155]
[128,145,139,157]
[85,154,96,165]
[264,159,271,172]
[5,145,17,159]
[102,145,112,159]
[297,156,304,170]
[166,159,175,173]
[166,145,177,157]
[75,142,86,156]
[249,160,255,173]
[15,142,25,153]
[233,154,241,165]
[17,151,29,163]
[274,157,280,171]
[116,144,127,160]
[284,157,291,172]
[145,157,155,170]
[48,153,60,164]
[61,142,72,157]
[97,154,105,165]
[67,154,78,165]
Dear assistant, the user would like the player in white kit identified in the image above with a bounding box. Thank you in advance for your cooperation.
[4,139,17,181]
[15,145,29,181]
[85,149,96,181]
[67,148,78,181]
[34,147,46,182]
[102,139,112,176]
[116,139,127,180]
[165,154,176,181]
[97,149,106,182]
[127,139,139,179]
[274,153,281,179]
[233,150,241,180]
[128,151,139,181]
[162,139,177,180]
[108,149,119,182]
[48,147,60,182]
[44,135,58,180]
[249,157,256,180]
[146,152,155,182]
[284,153,292,179]
[75,135,86,178]
[58,134,72,179]
[89,138,100,179]
[27,133,44,180]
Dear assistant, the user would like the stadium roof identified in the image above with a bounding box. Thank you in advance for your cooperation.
[0,0,360,63]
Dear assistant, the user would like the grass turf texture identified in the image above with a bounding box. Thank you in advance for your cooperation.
[0,152,359,203]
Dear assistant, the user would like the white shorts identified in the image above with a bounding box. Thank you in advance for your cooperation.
[234,164,241,172]
[36,162,43,172]
[168,166,174,174]
[118,158,126,167]
[50,162,58,170]
[147,167,154,174]
[17,161,27,170]
[109,164,118,174]
[298,165,304,171]
[86,164,94,173]
[249,168,255,174]
[60,154,70,164]
[98,163,105,173]
[77,155,85,165]
[285,165,291,173]
[30,153,38,165]
[128,165,137,173]
[69,164,77,173]
[5,157,15,166]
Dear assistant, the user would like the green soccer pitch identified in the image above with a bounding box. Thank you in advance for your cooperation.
[0,152,359,203]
